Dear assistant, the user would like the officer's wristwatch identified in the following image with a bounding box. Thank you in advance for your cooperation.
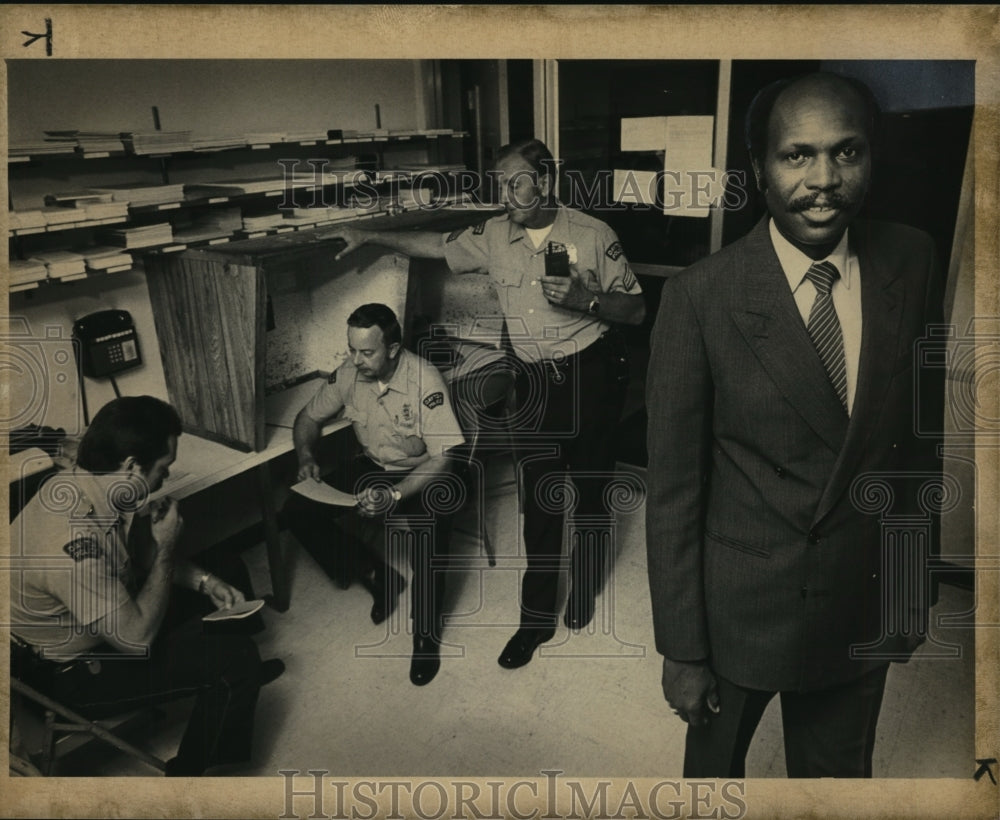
[587,296,600,315]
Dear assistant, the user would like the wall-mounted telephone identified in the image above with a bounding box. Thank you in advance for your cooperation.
[72,309,142,377]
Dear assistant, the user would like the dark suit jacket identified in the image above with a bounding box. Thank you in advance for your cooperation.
[645,216,944,692]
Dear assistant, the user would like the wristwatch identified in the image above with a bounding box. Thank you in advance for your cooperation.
[587,296,600,315]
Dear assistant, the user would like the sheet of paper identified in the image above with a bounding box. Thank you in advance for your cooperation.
[663,115,716,217]
[202,598,266,622]
[291,478,358,507]
[613,169,659,205]
[620,116,668,151]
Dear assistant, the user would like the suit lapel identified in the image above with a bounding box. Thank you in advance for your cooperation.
[731,218,849,455]
[815,222,905,521]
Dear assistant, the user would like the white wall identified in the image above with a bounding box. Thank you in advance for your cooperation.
[7,60,426,141]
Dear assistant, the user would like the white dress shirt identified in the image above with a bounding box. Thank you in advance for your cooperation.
[769,219,863,415]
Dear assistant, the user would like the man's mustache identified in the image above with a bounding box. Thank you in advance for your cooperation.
[789,193,852,212]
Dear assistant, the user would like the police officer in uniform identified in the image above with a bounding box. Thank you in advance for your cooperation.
[286,303,465,686]
[325,140,646,669]
[9,396,284,776]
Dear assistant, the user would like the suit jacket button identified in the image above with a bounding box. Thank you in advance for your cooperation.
[807,530,820,544]
[774,466,785,477]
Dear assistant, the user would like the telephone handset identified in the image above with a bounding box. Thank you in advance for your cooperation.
[72,309,142,377]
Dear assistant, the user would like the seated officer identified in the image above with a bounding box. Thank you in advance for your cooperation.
[286,303,465,686]
[9,396,284,776]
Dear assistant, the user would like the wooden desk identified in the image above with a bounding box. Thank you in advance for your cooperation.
[152,378,348,612]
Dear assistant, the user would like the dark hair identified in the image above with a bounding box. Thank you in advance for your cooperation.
[744,72,882,169]
[496,139,560,182]
[347,303,402,348]
[76,396,182,474]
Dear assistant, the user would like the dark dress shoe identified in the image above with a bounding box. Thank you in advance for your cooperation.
[497,627,556,669]
[564,589,596,630]
[409,636,441,686]
[257,658,286,687]
[368,568,406,625]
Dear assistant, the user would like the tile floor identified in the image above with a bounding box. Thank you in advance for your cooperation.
[48,457,975,778]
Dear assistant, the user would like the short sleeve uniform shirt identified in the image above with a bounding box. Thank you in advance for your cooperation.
[303,348,465,471]
[442,205,642,363]
[10,468,135,660]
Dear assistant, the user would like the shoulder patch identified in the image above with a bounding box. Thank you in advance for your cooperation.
[446,227,466,243]
[422,391,444,410]
[605,241,624,261]
[473,221,487,235]
[63,534,103,563]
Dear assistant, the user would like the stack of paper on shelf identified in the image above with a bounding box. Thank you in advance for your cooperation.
[242,212,288,231]
[9,140,77,158]
[120,131,194,154]
[9,259,50,289]
[288,169,368,188]
[283,130,329,143]
[41,206,89,227]
[419,128,456,136]
[281,206,358,227]
[78,246,134,273]
[185,178,287,197]
[172,207,242,243]
[89,182,186,206]
[102,223,174,249]
[42,189,129,221]
[191,134,248,152]
[44,131,126,155]
[245,131,287,146]
[45,190,114,207]
[8,210,48,232]
[29,250,87,280]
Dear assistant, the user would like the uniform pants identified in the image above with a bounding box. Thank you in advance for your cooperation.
[683,664,890,778]
[284,454,453,641]
[512,335,628,628]
[37,553,265,776]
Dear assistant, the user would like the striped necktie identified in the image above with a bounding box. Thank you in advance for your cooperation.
[804,260,847,411]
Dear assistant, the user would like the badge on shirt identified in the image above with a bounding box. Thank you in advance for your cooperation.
[606,241,624,261]
[63,534,104,563]
[423,391,444,409]
[401,404,413,422]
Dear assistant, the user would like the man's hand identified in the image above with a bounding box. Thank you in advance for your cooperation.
[202,575,246,611]
[541,265,596,313]
[319,226,368,261]
[356,485,396,518]
[149,498,182,552]
[661,658,720,727]
[297,458,322,482]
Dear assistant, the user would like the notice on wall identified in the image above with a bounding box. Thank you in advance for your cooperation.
[620,116,668,151]
[613,169,659,205]
[663,115,716,217]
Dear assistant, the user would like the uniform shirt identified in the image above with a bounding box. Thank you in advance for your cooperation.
[9,468,136,659]
[769,220,863,415]
[443,205,643,363]
[304,348,465,471]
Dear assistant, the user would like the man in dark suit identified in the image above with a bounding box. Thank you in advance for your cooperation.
[645,72,944,777]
